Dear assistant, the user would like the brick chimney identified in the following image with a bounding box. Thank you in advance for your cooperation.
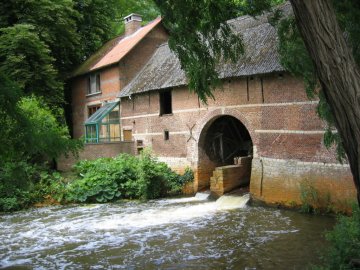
[124,14,142,36]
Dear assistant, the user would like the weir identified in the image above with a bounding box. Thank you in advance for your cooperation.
[195,190,251,210]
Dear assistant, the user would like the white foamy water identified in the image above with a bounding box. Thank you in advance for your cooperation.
[195,191,211,200]
[216,193,250,210]
[0,194,334,269]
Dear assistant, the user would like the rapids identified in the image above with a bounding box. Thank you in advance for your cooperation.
[0,193,334,269]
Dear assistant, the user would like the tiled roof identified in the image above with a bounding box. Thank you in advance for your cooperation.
[72,17,162,77]
[119,3,291,97]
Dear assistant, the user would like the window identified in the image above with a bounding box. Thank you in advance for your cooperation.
[136,140,143,155]
[88,104,101,117]
[123,129,133,141]
[84,102,121,143]
[159,89,172,115]
[164,130,169,140]
[87,73,101,95]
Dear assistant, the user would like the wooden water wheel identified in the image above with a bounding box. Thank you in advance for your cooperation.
[204,116,252,164]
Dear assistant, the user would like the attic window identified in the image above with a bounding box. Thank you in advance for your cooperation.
[87,73,101,95]
[159,89,172,116]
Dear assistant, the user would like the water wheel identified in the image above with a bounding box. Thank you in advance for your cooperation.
[204,116,252,165]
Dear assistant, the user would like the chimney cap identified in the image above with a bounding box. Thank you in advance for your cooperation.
[124,13,142,24]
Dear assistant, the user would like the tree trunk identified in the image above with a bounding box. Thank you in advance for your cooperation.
[289,0,360,205]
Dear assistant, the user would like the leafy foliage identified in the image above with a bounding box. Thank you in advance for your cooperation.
[0,24,63,104]
[0,0,128,211]
[18,96,83,160]
[0,164,65,212]
[313,205,360,270]
[114,0,159,35]
[66,151,194,203]
[0,79,82,212]
[154,0,282,102]
[272,1,360,161]
[154,0,243,102]
[74,0,119,61]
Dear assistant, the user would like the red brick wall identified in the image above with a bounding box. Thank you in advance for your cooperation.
[71,65,120,139]
[119,26,168,90]
[71,24,168,139]
[57,142,135,171]
[119,74,357,209]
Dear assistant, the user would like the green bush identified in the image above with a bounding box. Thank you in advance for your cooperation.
[66,150,194,203]
[0,161,66,212]
[0,93,82,212]
[0,150,195,211]
[313,205,360,270]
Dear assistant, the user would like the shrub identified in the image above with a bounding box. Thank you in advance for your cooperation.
[66,151,194,203]
[313,205,360,270]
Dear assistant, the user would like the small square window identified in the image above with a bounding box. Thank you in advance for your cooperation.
[159,89,172,115]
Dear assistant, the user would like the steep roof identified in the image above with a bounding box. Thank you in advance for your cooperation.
[119,5,291,98]
[72,17,162,77]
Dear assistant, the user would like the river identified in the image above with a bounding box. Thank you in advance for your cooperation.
[0,193,334,269]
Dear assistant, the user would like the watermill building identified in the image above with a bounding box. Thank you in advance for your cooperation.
[62,7,357,211]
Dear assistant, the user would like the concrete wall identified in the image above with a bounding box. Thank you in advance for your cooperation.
[250,158,355,212]
[57,142,135,171]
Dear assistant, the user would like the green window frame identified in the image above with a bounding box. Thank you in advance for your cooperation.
[84,102,121,143]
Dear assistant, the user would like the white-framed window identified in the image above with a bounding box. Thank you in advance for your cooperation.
[87,73,101,95]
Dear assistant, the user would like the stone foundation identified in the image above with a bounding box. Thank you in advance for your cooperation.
[250,157,356,212]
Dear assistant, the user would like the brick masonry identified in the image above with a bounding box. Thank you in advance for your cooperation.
[57,142,134,171]
[66,21,357,211]
[70,25,168,139]
[58,24,168,171]
[119,73,357,210]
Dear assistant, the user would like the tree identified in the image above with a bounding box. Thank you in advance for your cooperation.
[154,0,360,204]
[108,0,159,35]
[289,0,360,205]
[0,24,63,105]
[74,0,119,62]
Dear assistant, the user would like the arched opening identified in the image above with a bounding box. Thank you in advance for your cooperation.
[203,115,252,165]
[197,115,253,195]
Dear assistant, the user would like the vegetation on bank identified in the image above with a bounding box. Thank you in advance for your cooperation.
[313,205,360,270]
[0,150,193,212]
[0,0,159,213]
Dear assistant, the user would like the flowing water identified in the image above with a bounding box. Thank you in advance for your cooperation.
[0,193,334,270]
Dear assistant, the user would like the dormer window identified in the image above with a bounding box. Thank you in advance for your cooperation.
[87,73,101,95]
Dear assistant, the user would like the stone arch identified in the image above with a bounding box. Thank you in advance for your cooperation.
[192,108,256,192]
